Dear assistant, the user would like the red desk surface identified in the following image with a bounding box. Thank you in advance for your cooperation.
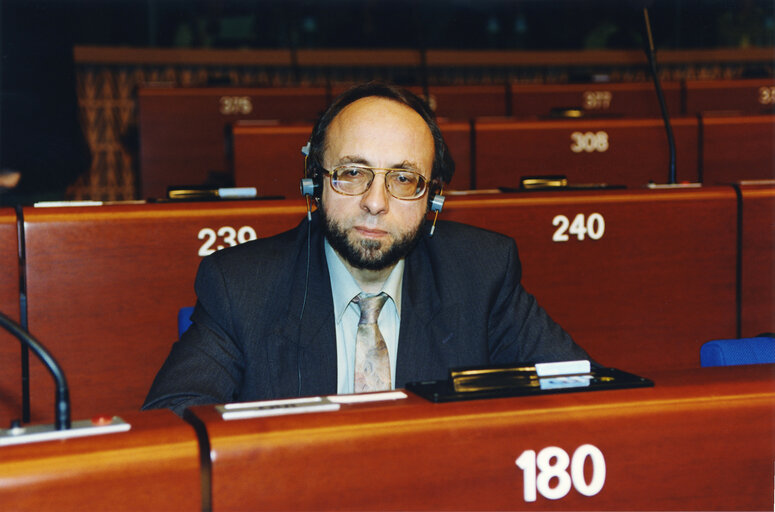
[701,114,775,185]
[510,82,683,119]
[326,84,508,119]
[189,364,775,511]
[0,208,21,425]
[685,79,775,116]
[474,116,699,189]
[12,186,742,423]
[231,121,312,198]
[427,84,508,118]
[137,86,329,199]
[232,119,473,196]
[16,200,305,425]
[442,186,738,373]
[0,409,201,511]
[739,182,775,337]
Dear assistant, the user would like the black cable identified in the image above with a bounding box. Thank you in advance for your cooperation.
[297,214,312,396]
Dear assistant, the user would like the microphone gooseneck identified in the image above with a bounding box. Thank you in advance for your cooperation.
[0,311,70,430]
[643,7,677,185]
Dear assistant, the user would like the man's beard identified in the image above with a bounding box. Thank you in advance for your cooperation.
[320,207,424,271]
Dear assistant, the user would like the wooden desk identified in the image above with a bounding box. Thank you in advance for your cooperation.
[432,120,473,190]
[510,82,683,118]
[700,114,775,184]
[0,409,201,511]
[137,86,329,199]
[442,187,738,373]
[427,85,508,118]
[13,187,740,422]
[685,78,775,115]
[327,84,508,119]
[474,117,700,189]
[18,200,305,424]
[739,182,775,337]
[231,120,473,196]
[231,121,311,198]
[0,208,21,426]
[189,364,775,511]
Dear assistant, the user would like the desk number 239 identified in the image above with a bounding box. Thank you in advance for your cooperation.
[198,226,257,256]
[516,445,606,502]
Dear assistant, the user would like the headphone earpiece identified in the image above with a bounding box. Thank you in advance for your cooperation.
[429,193,445,213]
[300,141,320,220]
[428,185,445,237]
[300,178,317,198]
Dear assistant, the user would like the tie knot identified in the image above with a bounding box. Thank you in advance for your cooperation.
[354,292,388,325]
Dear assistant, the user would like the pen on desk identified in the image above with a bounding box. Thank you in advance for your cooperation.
[167,187,258,200]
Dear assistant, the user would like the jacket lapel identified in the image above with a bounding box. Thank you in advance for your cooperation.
[273,217,338,397]
[395,236,461,387]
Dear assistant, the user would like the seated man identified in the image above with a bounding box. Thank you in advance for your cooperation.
[144,82,592,415]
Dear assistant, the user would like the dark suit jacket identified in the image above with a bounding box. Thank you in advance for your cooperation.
[144,213,591,415]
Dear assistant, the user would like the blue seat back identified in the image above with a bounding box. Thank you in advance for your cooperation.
[177,306,195,338]
[700,336,775,367]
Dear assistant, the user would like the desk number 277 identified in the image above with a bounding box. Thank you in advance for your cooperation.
[516,445,606,501]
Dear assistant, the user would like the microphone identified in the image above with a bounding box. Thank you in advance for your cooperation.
[643,7,677,185]
[0,311,70,430]
[0,311,132,446]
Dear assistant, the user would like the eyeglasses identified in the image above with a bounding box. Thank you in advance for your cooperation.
[322,164,428,200]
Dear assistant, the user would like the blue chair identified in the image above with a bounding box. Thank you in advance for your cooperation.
[700,336,775,367]
[177,306,195,338]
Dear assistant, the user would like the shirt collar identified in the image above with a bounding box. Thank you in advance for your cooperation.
[324,238,404,323]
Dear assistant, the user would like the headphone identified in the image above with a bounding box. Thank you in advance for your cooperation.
[299,141,445,235]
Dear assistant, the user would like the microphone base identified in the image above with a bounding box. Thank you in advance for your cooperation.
[0,416,130,446]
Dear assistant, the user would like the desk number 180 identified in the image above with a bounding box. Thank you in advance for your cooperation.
[515,444,606,502]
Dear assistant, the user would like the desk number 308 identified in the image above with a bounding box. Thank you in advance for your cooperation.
[516,445,606,502]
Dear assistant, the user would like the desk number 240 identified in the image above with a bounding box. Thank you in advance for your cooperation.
[553,213,605,242]
[516,444,606,502]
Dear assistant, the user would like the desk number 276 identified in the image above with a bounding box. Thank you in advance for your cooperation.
[516,445,606,502]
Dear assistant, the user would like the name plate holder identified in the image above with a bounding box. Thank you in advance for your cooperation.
[406,360,653,403]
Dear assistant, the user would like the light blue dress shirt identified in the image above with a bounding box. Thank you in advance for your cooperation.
[324,239,403,394]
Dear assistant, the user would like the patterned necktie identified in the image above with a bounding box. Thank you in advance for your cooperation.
[353,292,390,392]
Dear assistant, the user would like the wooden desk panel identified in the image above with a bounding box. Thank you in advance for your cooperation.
[14,187,741,420]
[442,187,738,373]
[21,200,306,423]
[190,364,775,511]
[0,409,201,511]
[138,86,329,199]
[474,117,700,189]
[427,85,508,118]
[510,82,683,118]
[0,208,21,427]
[739,183,775,337]
[685,79,775,115]
[232,120,473,195]
[327,84,507,119]
[433,120,473,190]
[701,114,775,184]
[231,122,311,198]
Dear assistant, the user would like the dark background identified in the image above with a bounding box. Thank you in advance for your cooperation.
[0,0,773,202]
